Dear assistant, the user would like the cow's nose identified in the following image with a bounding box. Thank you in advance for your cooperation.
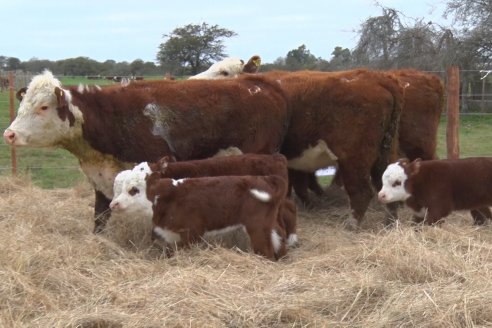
[3,130,15,145]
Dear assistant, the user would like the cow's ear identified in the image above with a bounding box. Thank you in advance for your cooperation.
[54,87,67,107]
[408,158,422,176]
[16,87,27,102]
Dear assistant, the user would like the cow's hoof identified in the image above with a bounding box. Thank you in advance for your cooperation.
[342,217,359,231]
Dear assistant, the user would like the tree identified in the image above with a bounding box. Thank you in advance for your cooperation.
[285,44,317,70]
[445,0,492,67]
[329,47,352,70]
[352,8,402,68]
[157,23,237,75]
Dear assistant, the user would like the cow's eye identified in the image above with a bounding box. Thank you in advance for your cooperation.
[392,180,401,187]
[41,106,48,111]
[128,187,139,196]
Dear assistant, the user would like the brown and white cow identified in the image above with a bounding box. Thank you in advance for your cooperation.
[3,70,290,232]
[287,69,444,204]
[264,69,404,228]
[146,173,288,260]
[110,153,299,247]
[378,157,492,225]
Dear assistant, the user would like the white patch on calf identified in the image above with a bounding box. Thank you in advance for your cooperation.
[172,178,187,187]
[133,162,152,175]
[287,140,338,172]
[250,189,271,202]
[77,84,85,94]
[378,163,411,203]
[271,229,282,254]
[153,226,182,244]
[287,234,299,248]
[203,224,244,238]
[113,169,132,197]
[154,195,160,206]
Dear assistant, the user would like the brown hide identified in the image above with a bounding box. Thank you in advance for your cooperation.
[267,70,404,223]
[69,75,290,163]
[147,175,287,260]
[291,69,444,206]
[147,153,297,241]
[402,157,492,224]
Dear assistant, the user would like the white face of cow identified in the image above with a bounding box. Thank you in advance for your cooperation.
[110,163,153,219]
[3,70,82,147]
[378,162,411,203]
[189,57,245,80]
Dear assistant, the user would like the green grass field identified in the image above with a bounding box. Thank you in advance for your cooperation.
[1,76,492,188]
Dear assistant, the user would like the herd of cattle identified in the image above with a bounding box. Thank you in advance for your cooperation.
[3,55,492,261]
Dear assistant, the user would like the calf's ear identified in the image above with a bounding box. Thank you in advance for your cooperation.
[408,158,422,176]
[54,87,68,108]
[16,87,27,102]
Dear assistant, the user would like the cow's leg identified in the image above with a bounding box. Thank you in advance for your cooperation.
[470,207,491,225]
[94,190,112,233]
[337,165,374,230]
[307,172,324,196]
[289,169,310,204]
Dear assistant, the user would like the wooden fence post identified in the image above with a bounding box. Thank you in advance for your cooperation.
[8,71,17,175]
[446,66,460,159]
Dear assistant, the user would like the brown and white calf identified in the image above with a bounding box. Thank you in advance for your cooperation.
[378,157,492,225]
[146,174,288,260]
[110,153,298,247]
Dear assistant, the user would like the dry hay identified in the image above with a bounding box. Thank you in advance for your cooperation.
[1,176,491,327]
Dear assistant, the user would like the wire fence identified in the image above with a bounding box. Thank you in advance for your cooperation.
[0,68,491,188]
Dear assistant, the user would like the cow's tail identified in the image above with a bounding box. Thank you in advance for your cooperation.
[372,73,405,191]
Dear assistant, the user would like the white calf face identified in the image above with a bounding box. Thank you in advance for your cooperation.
[3,71,81,147]
[110,168,153,219]
[378,163,411,203]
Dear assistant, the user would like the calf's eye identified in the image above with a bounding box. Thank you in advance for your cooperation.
[128,187,140,196]
[41,106,48,110]
[392,180,401,187]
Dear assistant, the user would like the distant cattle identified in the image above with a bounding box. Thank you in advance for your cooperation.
[3,70,290,232]
[110,154,298,247]
[147,173,288,260]
[264,69,404,228]
[378,157,492,225]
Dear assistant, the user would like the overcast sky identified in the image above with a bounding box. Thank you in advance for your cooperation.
[2,0,450,64]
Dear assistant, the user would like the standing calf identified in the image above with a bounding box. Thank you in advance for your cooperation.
[378,157,492,225]
[146,174,288,260]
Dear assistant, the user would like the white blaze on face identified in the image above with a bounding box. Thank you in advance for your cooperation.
[188,57,245,80]
[3,70,82,147]
[378,163,411,203]
[109,165,153,219]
